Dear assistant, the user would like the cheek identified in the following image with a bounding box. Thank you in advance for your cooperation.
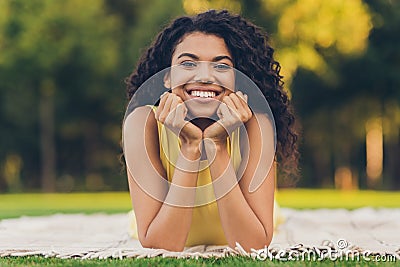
[170,67,196,89]
[214,71,235,91]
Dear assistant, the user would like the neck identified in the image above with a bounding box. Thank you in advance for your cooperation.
[190,118,215,131]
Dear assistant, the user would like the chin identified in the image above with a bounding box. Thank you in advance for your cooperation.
[186,101,220,120]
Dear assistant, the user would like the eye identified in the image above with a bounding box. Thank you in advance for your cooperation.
[179,61,197,69]
[213,63,232,72]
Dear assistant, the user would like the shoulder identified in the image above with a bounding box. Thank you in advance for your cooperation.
[123,106,159,146]
[124,106,157,130]
[240,113,275,157]
[125,105,155,120]
[243,113,274,137]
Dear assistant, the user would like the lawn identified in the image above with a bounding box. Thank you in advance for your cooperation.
[0,189,399,266]
[0,255,398,266]
[1,189,399,219]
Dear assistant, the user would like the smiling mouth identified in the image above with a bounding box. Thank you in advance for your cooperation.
[189,90,216,98]
[186,86,223,99]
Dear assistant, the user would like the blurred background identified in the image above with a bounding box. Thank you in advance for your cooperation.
[0,0,398,193]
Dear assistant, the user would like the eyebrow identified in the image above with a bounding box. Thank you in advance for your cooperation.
[177,53,233,63]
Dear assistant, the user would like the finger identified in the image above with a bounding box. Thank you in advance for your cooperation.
[165,96,181,125]
[222,96,236,112]
[217,102,239,133]
[227,95,252,123]
[217,102,231,119]
[174,103,187,128]
[222,96,240,119]
[156,92,169,120]
[236,91,246,102]
[158,91,169,109]
[230,92,247,110]
[233,91,252,120]
[158,94,174,122]
[169,95,180,112]
[237,91,252,117]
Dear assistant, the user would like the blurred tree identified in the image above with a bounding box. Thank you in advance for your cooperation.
[262,0,372,89]
[182,0,241,14]
[0,0,121,191]
[185,0,399,189]
[0,0,398,192]
[0,0,185,192]
[291,0,400,189]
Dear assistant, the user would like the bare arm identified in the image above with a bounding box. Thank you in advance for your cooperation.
[203,93,275,251]
[124,105,201,251]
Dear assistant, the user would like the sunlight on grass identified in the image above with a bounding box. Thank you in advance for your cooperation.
[276,189,400,209]
[0,190,399,219]
[0,192,132,219]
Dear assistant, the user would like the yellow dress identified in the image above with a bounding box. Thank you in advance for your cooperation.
[128,106,284,246]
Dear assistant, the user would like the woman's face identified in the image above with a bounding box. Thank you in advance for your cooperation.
[166,32,235,119]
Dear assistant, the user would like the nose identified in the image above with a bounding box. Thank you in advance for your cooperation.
[194,62,215,83]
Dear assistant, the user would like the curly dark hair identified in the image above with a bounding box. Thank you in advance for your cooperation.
[125,10,299,181]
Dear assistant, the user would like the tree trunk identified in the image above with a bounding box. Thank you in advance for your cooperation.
[394,131,400,189]
[40,80,56,192]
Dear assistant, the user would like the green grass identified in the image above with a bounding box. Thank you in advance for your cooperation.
[0,255,398,267]
[0,190,399,266]
[0,192,132,219]
[0,189,398,219]
[276,189,400,209]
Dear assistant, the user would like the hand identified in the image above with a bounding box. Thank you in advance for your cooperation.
[155,92,203,147]
[203,91,252,146]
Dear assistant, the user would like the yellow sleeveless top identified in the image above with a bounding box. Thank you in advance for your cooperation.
[128,106,284,246]
[156,113,240,246]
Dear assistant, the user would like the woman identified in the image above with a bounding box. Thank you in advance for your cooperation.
[123,10,298,252]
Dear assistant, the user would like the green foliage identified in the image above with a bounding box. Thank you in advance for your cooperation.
[0,0,184,192]
[291,0,400,188]
[0,0,124,191]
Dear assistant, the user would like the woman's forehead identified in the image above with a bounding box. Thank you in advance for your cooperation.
[172,32,232,62]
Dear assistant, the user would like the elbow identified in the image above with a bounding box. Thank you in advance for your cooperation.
[253,231,273,251]
[139,235,185,252]
[265,231,273,247]
[231,232,273,253]
[141,242,185,252]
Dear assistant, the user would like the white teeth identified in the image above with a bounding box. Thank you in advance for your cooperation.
[190,90,216,98]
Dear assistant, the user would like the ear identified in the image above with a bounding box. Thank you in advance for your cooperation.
[163,71,171,88]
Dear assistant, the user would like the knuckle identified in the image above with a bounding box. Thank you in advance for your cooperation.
[159,114,166,122]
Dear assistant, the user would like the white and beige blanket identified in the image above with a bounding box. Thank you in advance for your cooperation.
[0,208,399,260]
